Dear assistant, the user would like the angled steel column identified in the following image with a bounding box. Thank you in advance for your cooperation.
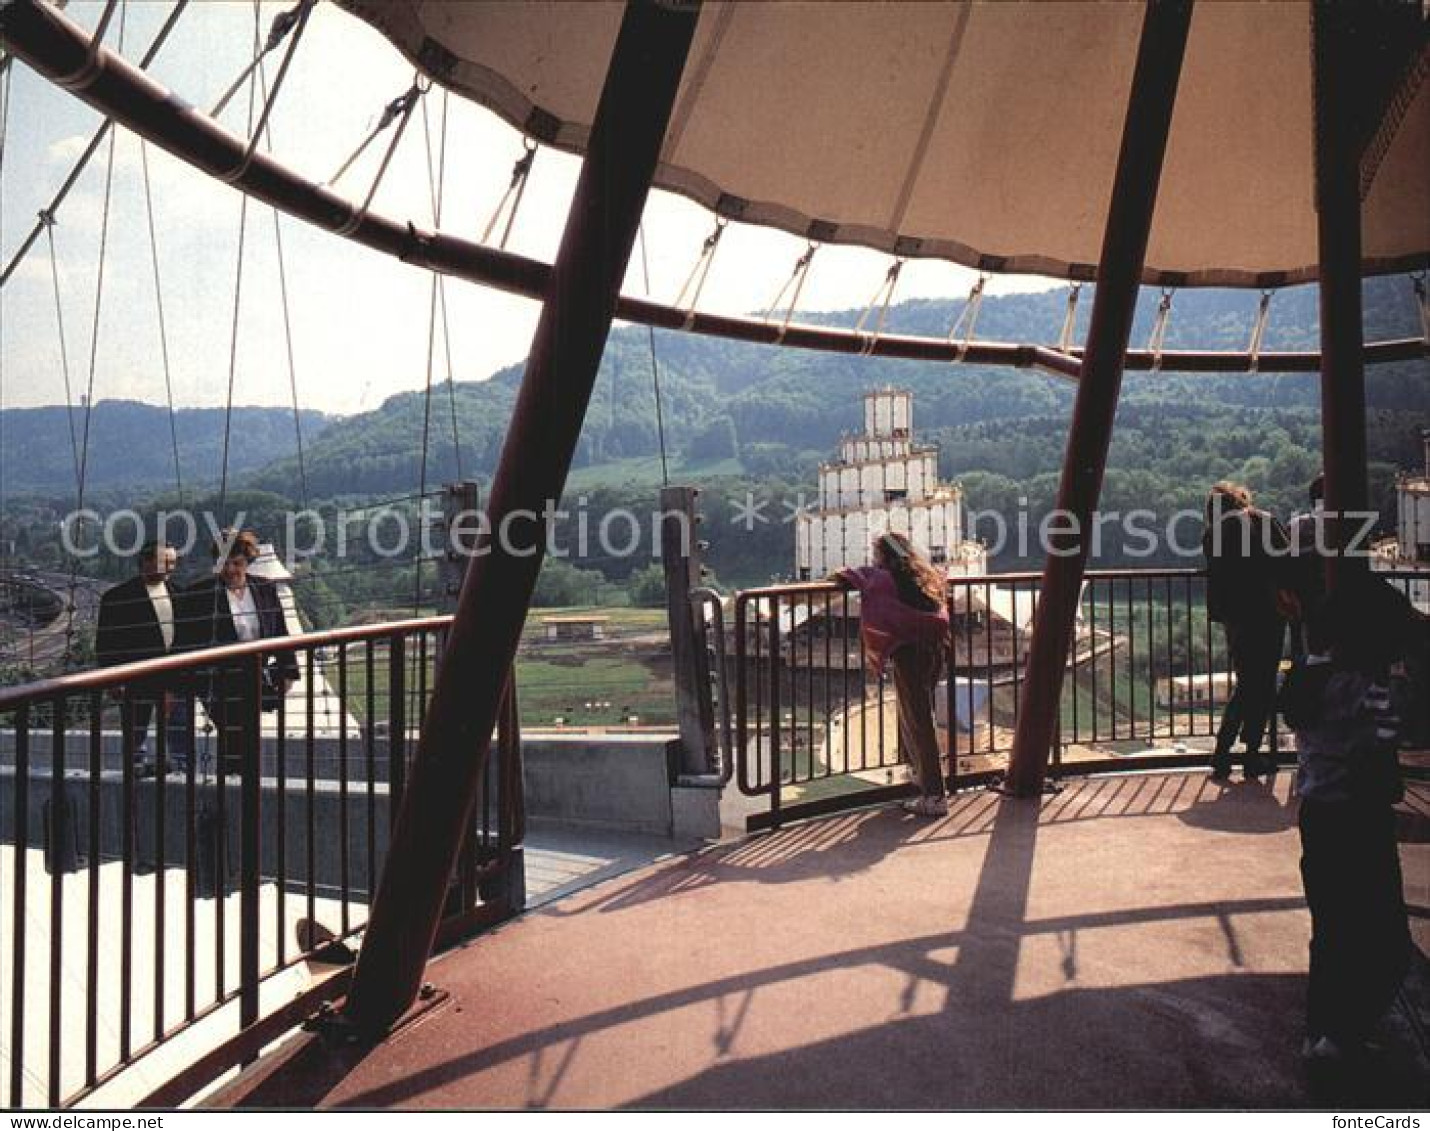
[1005,0,1193,798]
[344,0,700,1034]
[1312,2,1368,592]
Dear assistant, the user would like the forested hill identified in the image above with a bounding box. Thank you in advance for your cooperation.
[237,275,1428,501]
[4,278,1425,511]
[0,400,333,497]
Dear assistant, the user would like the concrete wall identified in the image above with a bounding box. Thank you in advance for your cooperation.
[0,731,714,892]
[521,733,680,836]
[0,766,393,898]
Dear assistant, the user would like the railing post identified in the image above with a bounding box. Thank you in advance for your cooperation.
[344,0,701,1034]
[9,707,28,1108]
[437,481,482,619]
[660,485,717,777]
[44,737,79,875]
[1006,0,1193,798]
[769,603,783,829]
[239,653,263,1036]
[387,635,406,826]
[493,676,525,916]
[733,594,752,795]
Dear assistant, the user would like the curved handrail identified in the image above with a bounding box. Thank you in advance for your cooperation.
[0,612,454,709]
[1,0,1424,378]
[734,566,1212,604]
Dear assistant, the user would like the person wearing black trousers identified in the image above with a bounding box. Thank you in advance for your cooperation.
[176,529,299,771]
[1202,481,1290,781]
[1288,571,1420,1064]
[95,540,193,773]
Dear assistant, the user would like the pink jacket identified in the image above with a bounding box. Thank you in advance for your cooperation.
[837,565,950,675]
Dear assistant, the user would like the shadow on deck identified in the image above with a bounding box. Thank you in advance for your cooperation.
[215,772,1430,1110]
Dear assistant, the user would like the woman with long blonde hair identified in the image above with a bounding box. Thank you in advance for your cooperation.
[832,531,951,816]
[1201,481,1289,780]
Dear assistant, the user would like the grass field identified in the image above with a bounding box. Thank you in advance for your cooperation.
[334,603,677,729]
[520,604,674,725]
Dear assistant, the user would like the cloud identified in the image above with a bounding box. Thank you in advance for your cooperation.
[0,255,52,287]
[46,132,92,165]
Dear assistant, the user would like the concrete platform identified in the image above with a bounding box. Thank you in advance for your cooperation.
[217,772,1429,1109]
[525,819,703,907]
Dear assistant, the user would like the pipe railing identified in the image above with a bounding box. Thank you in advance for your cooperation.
[730,567,1430,828]
[0,616,523,1109]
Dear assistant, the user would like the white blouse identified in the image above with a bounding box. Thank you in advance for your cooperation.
[226,585,261,643]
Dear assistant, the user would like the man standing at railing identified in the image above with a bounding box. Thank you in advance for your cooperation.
[95,539,193,775]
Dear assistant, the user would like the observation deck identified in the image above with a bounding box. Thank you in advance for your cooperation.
[215,771,1429,1110]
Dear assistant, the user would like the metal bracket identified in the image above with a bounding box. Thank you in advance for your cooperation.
[306,982,449,1045]
[984,771,1064,797]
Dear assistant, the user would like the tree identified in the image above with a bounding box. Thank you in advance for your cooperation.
[627,563,666,607]
[532,559,604,607]
[685,416,738,462]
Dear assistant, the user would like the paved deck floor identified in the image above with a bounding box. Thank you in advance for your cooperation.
[221,772,1429,1109]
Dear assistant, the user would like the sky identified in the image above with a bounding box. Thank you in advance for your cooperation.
[0,0,1060,418]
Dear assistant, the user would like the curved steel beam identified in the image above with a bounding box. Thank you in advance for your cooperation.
[2,0,1425,379]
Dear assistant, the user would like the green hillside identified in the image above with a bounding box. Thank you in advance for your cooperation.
[0,400,333,498]
[237,276,1428,520]
[3,278,1426,605]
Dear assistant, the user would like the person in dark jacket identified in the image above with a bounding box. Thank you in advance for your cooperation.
[177,530,298,771]
[95,541,192,773]
[1290,570,1420,1064]
[1202,481,1290,781]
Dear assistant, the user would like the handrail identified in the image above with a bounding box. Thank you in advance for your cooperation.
[0,612,454,709]
[727,563,1430,827]
[1,609,524,1108]
[689,587,733,784]
[736,566,1212,604]
[1,0,1425,377]
[736,564,1430,605]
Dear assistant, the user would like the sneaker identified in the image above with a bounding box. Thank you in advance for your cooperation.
[1244,754,1277,779]
[901,796,949,818]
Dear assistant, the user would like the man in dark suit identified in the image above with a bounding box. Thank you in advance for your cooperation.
[95,541,193,773]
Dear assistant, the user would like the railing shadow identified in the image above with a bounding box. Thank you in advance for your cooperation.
[541,770,1311,919]
[221,774,1427,1109]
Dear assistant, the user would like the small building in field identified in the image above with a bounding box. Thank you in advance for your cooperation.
[1158,672,1234,709]
[542,615,609,642]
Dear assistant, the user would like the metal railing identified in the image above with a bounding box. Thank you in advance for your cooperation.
[0,616,523,1109]
[731,567,1428,827]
